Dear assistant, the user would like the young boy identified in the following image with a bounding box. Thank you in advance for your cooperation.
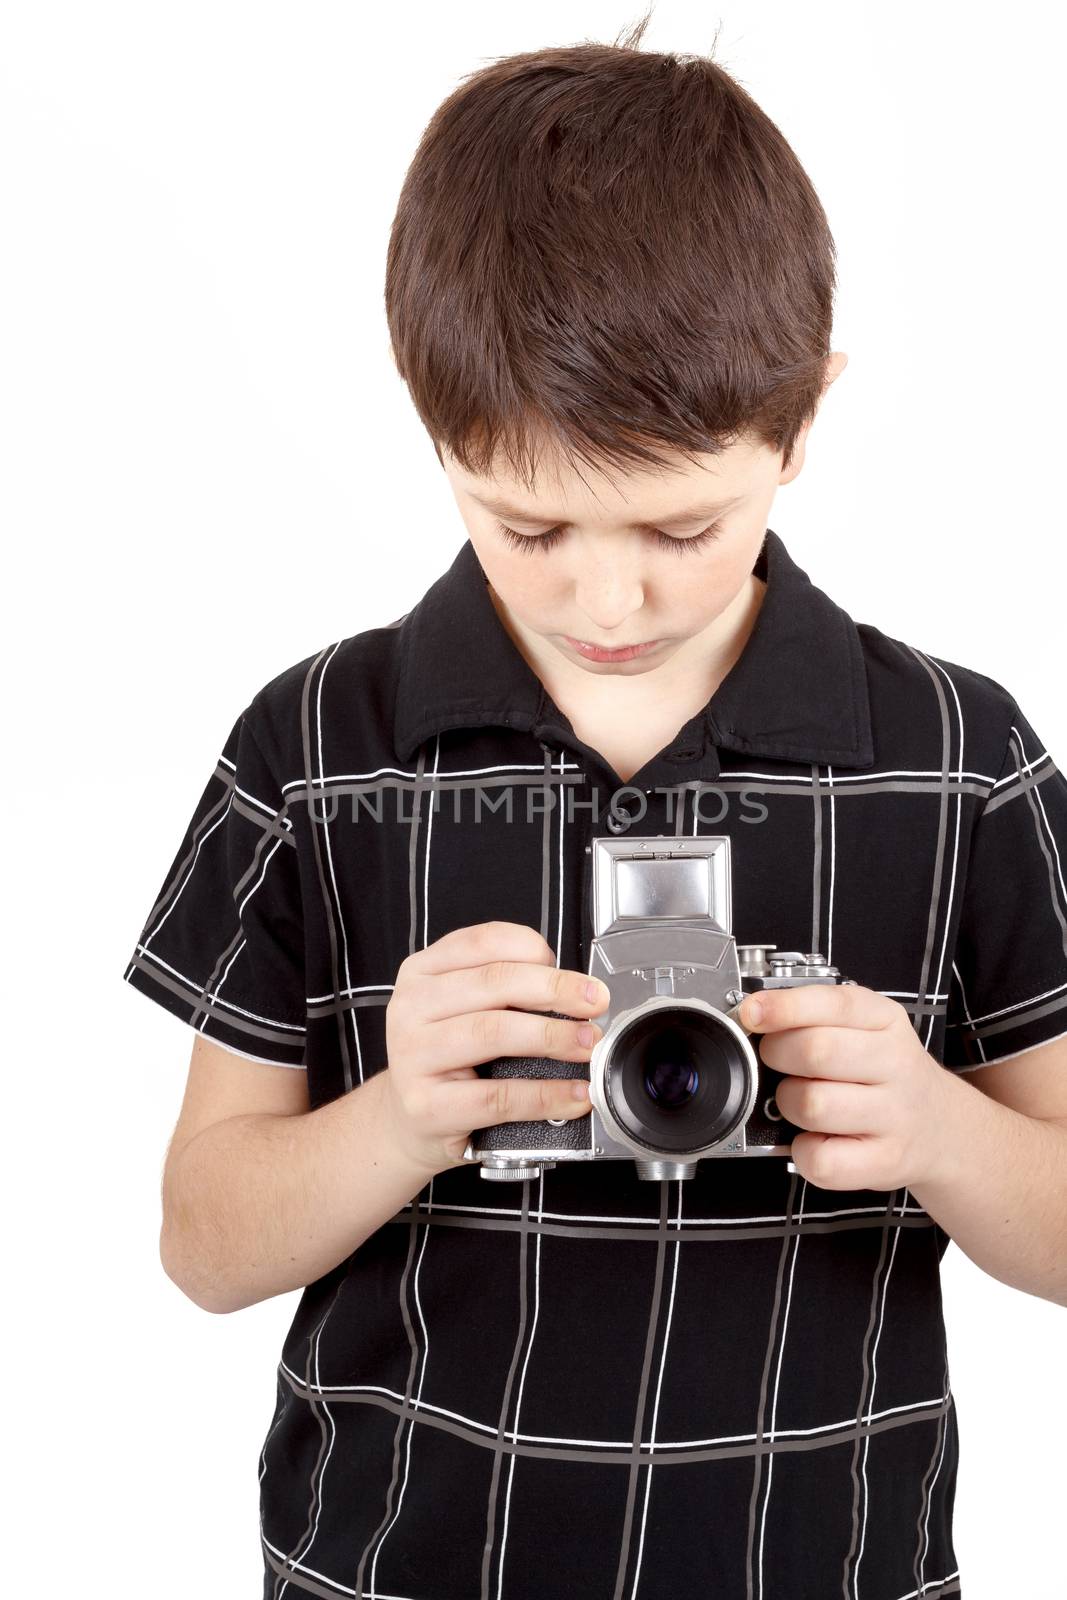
[123,24,1067,1600]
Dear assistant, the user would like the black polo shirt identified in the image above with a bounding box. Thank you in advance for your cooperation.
[123,526,1067,1600]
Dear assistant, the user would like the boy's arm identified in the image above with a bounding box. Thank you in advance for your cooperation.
[160,1036,437,1314]
[744,984,1067,1308]
[960,1036,1067,1128]
[897,689,1067,1304]
[907,1032,1067,1306]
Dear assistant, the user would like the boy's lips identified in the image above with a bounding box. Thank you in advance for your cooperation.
[565,635,663,662]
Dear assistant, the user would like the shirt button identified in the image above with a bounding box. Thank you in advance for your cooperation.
[606,794,643,834]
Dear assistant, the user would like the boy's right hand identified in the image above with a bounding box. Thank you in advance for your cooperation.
[380,920,609,1176]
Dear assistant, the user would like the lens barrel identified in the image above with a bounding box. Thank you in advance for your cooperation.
[602,1004,753,1154]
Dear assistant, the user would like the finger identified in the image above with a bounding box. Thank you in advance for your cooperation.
[758,1024,888,1083]
[418,1008,603,1076]
[439,1072,593,1134]
[789,1131,881,1192]
[408,920,557,979]
[420,956,610,1027]
[774,1075,886,1134]
[739,983,898,1036]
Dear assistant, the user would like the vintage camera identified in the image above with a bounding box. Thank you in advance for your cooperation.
[463,834,856,1182]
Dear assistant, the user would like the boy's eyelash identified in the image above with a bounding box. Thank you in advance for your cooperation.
[493,520,725,554]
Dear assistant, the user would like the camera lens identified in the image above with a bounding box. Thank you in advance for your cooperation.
[604,1005,753,1154]
[644,1053,698,1109]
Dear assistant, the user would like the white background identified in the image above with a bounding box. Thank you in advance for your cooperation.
[3,2,1064,1594]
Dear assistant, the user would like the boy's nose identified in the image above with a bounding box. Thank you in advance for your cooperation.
[573,571,646,632]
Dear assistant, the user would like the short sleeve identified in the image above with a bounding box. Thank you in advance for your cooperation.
[943,696,1067,1070]
[122,706,307,1067]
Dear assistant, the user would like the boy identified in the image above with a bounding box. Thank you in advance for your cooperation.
[123,23,1067,1600]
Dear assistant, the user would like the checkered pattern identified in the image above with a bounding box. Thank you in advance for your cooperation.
[123,528,1067,1598]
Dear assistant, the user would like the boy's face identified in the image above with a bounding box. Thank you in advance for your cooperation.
[439,363,844,681]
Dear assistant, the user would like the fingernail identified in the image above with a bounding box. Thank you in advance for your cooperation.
[577,1023,595,1045]
[742,997,763,1027]
[585,980,608,1005]
[572,1079,591,1099]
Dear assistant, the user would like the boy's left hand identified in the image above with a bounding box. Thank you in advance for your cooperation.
[737,984,957,1192]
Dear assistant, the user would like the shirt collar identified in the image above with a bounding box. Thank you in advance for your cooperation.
[392,527,874,770]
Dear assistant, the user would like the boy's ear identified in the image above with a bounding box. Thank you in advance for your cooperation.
[779,351,848,486]
[779,430,810,487]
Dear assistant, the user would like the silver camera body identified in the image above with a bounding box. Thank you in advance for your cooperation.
[463,834,855,1182]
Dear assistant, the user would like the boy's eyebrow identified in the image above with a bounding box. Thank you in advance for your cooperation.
[468,491,746,528]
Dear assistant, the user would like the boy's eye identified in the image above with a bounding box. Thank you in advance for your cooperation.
[493,521,725,554]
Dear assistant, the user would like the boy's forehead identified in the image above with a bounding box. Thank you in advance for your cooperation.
[442,433,766,523]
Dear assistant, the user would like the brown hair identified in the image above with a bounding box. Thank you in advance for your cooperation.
[385,10,838,489]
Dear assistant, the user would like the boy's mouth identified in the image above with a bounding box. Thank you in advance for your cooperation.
[564,635,663,663]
